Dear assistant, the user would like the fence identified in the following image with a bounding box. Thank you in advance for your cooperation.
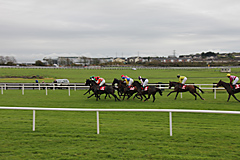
[1,107,240,136]
[0,83,224,99]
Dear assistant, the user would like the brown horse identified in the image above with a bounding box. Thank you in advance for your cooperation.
[216,80,240,102]
[167,81,205,100]
[132,81,162,102]
[85,79,120,101]
[112,78,126,98]
[116,80,144,100]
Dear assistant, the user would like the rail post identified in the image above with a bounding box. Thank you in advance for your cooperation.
[33,110,35,131]
[97,111,100,134]
[68,87,70,96]
[1,86,3,95]
[214,88,216,99]
[22,84,24,95]
[46,86,48,95]
[169,112,172,136]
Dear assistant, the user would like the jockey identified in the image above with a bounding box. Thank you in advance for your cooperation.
[138,76,148,88]
[95,76,105,87]
[121,75,129,80]
[177,74,187,86]
[122,76,133,87]
[227,74,239,89]
[90,75,98,81]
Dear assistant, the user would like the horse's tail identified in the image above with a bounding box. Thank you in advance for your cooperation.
[194,85,204,93]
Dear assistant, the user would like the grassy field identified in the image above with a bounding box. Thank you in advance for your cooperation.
[0,68,240,159]
[1,67,240,83]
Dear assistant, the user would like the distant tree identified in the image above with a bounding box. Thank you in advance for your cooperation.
[0,56,6,64]
[5,56,17,65]
[35,60,45,66]
[43,57,53,66]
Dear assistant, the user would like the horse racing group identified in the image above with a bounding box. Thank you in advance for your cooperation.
[84,74,240,102]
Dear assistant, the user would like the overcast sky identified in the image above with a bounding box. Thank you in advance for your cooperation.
[1,0,240,62]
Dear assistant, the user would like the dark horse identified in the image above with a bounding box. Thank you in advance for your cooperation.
[85,79,120,101]
[84,79,111,99]
[167,81,205,100]
[112,78,126,98]
[216,80,240,102]
[113,79,143,100]
[132,81,162,102]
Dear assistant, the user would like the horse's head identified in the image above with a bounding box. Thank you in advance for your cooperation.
[85,79,96,86]
[85,79,91,86]
[168,81,173,89]
[132,81,141,87]
[112,78,119,86]
[216,80,223,87]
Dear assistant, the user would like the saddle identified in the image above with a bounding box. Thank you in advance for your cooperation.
[231,84,240,90]
[99,86,106,90]
[127,86,135,90]
[178,84,186,89]
[141,86,149,91]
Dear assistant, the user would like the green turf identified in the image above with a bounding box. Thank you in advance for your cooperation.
[0,67,240,83]
[0,68,240,159]
[0,88,240,159]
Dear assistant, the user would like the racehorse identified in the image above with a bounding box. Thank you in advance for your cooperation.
[112,78,125,98]
[132,81,162,102]
[167,81,205,100]
[84,79,111,99]
[216,80,240,102]
[85,79,120,101]
[112,78,141,100]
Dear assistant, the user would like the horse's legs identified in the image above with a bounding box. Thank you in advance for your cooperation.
[231,94,240,102]
[195,92,205,100]
[83,89,91,95]
[143,94,150,102]
[111,93,120,101]
[174,92,179,100]
[190,92,197,100]
[167,91,174,97]
[227,94,231,102]
[87,93,95,98]
[127,93,133,100]
[152,94,156,102]
[122,93,127,100]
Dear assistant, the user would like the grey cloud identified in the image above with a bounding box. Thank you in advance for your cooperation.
[0,0,240,62]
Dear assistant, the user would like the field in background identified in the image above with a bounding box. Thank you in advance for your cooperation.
[0,67,240,83]
[0,68,240,159]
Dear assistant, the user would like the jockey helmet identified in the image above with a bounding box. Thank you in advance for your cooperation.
[227,74,231,77]
[122,76,125,79]
[121,75,124,77]
[138,76,141,80]
[90,76,93,79]
[177,74,180,78]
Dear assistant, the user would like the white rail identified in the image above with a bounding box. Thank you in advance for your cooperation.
[0,84,224,99]
[1,107,240,136]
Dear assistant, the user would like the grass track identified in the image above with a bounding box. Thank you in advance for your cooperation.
[0,68,240,159]
[1,88,240,159]
[1,67,240,83]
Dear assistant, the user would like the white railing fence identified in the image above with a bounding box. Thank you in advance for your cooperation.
[0,83,224,99]
[1,107,240,136]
